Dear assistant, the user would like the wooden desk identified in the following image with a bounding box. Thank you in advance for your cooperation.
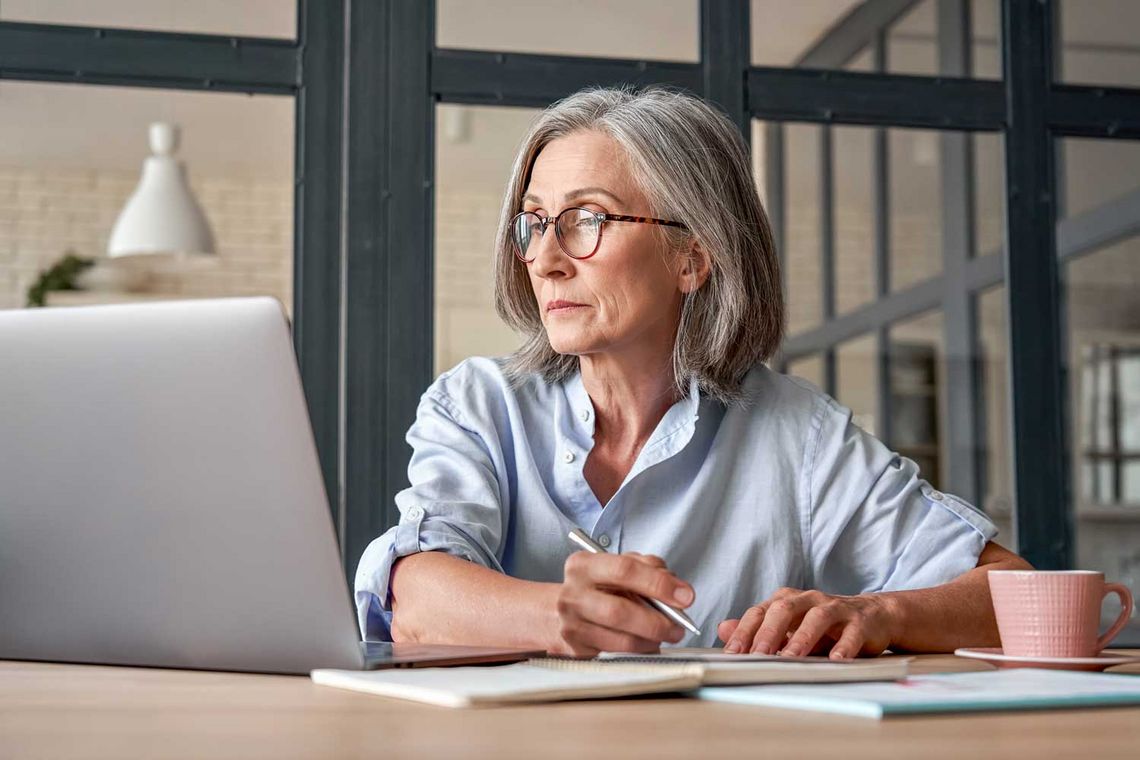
[2,653,1138,759]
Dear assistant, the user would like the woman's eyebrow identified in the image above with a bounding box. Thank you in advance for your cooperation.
[523,187,625,206]
[564,187,624,205]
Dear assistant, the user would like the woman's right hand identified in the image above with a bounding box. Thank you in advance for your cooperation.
[551,551,695,656]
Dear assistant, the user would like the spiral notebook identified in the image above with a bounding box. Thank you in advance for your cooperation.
[311,652,908,707]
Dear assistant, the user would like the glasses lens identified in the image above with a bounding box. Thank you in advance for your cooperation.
[512,212,543,261]
[556,208,601,258]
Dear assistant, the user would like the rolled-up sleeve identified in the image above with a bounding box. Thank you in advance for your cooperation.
[354,386,507,640]
[805,396,998,596]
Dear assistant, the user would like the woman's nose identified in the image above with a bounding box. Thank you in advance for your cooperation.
[527,227,570,279]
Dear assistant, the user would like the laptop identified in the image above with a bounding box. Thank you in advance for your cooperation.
[0,297,541,674]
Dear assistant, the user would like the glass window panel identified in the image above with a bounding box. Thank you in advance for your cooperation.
[836,333,879,438]
[750,120,773,210]
[1062,136,1140,639]
[787,354,825,389]
[1122,353,1140,450]
[973,131,1004,257]
[888,0,937,76]
[889,310,945,489]
[751,0,864,67]
[753,0,999,76]
[889,128,942,291]
[1061,138,1140,219]
[833,126,876,314]
[437,0,698,62]
[1125,462,1140,503]
[1078,346,1113,452]
[844,47,875,72]
[0,0,295,38]
[784,123,824,334]
[434,104,535,375]
[0,81,293,314]
[971,0,1002,79]
[1058,0,1140,88]
[1068,238,1140,505]
[977,285,1015,549]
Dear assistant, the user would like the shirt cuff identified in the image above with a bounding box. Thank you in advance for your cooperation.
[354,505,428,641]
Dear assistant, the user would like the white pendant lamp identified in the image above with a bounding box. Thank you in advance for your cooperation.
[108,122,216,258]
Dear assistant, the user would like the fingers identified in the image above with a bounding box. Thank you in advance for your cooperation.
[828,624,866,660]
[722,587,812,654]
[717,619,740,644]
[723,605,767,653]
[750,590,827,654]
[558,584,684,646]
[556,617,664,657]
[626,552,668,570]
[565,551,694,608]
[749,598,804,654]
[719,591,893,660]
[779,604,842,657]
[557,551,692,656]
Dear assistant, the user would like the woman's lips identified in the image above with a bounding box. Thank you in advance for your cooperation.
[546,300,587,313]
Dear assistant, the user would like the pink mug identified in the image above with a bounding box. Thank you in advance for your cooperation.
[988,570,1134,658]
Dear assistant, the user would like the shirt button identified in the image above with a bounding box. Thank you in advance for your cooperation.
[563,450,576,464]
[928,490,944,502]
[580,409,591,422]
[406,506,424,520]
[597,534,611,548]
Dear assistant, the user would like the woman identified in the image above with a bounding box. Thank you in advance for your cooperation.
[355,86,1032,659]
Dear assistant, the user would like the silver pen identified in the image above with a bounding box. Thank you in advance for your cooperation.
[567,528,701,636]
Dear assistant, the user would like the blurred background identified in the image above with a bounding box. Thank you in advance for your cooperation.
[0,1,1136,639]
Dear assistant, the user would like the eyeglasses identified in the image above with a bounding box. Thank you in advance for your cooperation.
[510,207,688,263]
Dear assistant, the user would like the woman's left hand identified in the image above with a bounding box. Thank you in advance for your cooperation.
[717,588,899,660]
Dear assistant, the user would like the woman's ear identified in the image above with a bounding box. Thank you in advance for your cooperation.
[678,241,711,294]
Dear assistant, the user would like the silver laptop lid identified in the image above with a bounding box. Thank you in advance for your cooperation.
[0,297,363,673]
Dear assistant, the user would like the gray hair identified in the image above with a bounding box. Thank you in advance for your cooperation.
[492,86,784,404]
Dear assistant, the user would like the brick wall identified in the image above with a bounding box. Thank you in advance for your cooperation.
[0,166,292,313]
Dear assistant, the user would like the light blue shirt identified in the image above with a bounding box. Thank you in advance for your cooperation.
[354,357,998,646]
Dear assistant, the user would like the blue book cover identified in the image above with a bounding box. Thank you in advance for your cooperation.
[697,668,1140,719]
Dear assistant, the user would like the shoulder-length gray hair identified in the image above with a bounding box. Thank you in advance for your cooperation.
[493,86,783,404]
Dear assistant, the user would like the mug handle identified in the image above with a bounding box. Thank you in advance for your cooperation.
[1096,583,1135,651]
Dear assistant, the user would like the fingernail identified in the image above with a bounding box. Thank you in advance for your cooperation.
[830,650,846,660]
[724,641,741,654]
[674,586,694,606]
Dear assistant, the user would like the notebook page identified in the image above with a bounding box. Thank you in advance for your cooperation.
[311,660,703,707]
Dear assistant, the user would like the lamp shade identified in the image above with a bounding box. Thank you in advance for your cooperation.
[108,122,216,258]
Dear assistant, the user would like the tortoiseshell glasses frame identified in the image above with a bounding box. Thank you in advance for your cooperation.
[510,207,688,263]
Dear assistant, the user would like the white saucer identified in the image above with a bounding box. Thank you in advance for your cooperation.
[954,647,1140,671]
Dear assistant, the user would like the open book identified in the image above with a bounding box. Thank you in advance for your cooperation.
[311,651,909,707]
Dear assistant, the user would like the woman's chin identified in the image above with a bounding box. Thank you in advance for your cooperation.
[545,333,595,356]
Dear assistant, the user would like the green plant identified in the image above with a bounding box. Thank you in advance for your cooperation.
[26,252,95,308]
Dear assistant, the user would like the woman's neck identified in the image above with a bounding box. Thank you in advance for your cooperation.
[578,351,681,449]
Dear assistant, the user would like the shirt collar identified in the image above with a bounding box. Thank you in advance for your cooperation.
[564,370,701,446]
